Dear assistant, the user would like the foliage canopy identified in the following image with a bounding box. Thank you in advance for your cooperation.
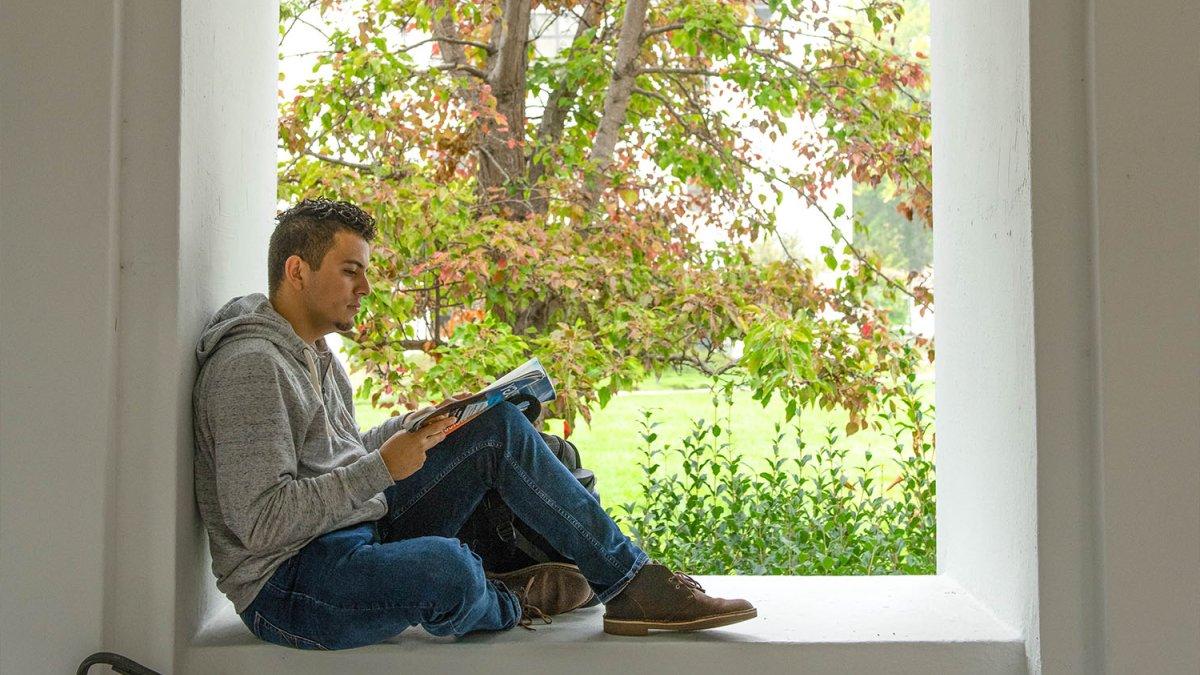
[278,0,933,432]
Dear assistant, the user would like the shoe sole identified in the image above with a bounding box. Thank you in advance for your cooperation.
[602,607,758,636]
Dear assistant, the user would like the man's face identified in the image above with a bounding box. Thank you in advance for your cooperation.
[298,229,371,336]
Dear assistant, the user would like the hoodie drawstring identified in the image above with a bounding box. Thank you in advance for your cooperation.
[303,348,336,437]
[302,348,322,396]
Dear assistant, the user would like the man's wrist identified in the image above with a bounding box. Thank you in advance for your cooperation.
[378,447,398,480]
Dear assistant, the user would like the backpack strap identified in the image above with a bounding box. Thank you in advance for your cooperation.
[483,492,514,542]
[508,393,541,425]
[481,492,553,564]
[509,526,554,564]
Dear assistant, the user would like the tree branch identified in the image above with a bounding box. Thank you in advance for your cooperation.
[400,35,496,55]
[637,67,724,77]
[280,49,346,59]
[478,145,515,182]
[301,150,410,179]
[667,355,742,378]
[587,0,651,190]
[295,16,334,43]
[279,0,321,47]
[529,0,604,207]
[367,338,443,351]
[431,61,489,80]
[430,0,470,67]
[397,280,466,294]
[467,0,533,219]
[641,21,684,41]
[440,36,495,53]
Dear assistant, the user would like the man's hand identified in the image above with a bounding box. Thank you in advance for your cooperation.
[379,414,455,481]
[406,392,473,423]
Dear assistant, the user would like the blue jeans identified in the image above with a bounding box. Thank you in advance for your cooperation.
[237,402,649,650]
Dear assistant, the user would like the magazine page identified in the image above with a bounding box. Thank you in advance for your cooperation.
[402,358,555,433]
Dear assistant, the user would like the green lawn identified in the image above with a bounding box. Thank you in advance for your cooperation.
[355,366,935,514]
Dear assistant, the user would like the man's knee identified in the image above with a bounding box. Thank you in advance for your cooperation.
[463,402,520,443]
[482,401,532,434]
[419,537,488,603]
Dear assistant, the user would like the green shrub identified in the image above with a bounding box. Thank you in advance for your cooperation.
[614,385,935,575]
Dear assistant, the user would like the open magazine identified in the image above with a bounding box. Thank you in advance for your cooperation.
[401,357,556,435]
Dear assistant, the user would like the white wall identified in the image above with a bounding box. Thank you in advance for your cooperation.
[1031,0,1200,670]
[1027,0,1104,670]
[933,0,1040,662]
[1,1,275,672]
[1088,1,1199,670]
[1,3,121,673]
[177,0,279,653]
[936,1,1200,673]
[106,1,184,668]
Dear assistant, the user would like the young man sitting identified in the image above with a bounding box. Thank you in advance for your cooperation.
[192,198,757,650]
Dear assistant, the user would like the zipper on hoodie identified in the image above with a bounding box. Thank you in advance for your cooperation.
[306,346,361,444]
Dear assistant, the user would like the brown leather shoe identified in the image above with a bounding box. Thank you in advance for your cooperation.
[487,562,596,630]
[602,561,757,635]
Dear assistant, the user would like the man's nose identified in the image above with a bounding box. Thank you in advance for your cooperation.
[358,274,370,296]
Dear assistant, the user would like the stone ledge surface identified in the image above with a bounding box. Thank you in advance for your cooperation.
[186,575,1026,674]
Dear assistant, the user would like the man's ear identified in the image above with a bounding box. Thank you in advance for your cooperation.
[283,254,309,291]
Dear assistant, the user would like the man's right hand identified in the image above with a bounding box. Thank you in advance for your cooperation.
[379,414,456,480]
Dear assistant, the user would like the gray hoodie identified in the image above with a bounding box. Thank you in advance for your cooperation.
[192,293,406,613]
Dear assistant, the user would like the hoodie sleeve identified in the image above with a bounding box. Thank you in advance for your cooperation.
[204,352,394,556]
[360,413,410,453]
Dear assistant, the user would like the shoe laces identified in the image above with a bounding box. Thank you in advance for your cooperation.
[670,571,705,593]
[513,577,552,631]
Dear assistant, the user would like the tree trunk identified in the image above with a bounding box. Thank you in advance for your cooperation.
[477,0,531,219]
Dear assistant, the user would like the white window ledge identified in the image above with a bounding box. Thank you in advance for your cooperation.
[188,575,1024,674]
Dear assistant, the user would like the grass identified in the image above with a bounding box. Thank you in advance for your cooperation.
[354,365,935,514]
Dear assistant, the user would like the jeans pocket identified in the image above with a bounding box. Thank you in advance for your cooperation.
[253,611,329,651]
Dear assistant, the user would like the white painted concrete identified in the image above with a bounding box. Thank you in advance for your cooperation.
[2,1,274,672]
[934,2,1200,672]
[1027,0,1104,670]
[1088,2,1199,671]
[2,0,1197,673]
[1,3,121,673]
[186,576,1024,674]
[176,0,279,656]
[106,2,184,670]
[932,1,1041,671]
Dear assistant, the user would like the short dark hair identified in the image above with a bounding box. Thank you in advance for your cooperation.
[268,198,377,297]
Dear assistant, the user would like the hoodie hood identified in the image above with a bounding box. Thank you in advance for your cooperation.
[196,293,326,394]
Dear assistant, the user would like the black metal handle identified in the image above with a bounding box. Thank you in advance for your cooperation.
[77,652,161,675]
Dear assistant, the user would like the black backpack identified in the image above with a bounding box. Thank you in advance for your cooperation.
[453,398,601,590]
